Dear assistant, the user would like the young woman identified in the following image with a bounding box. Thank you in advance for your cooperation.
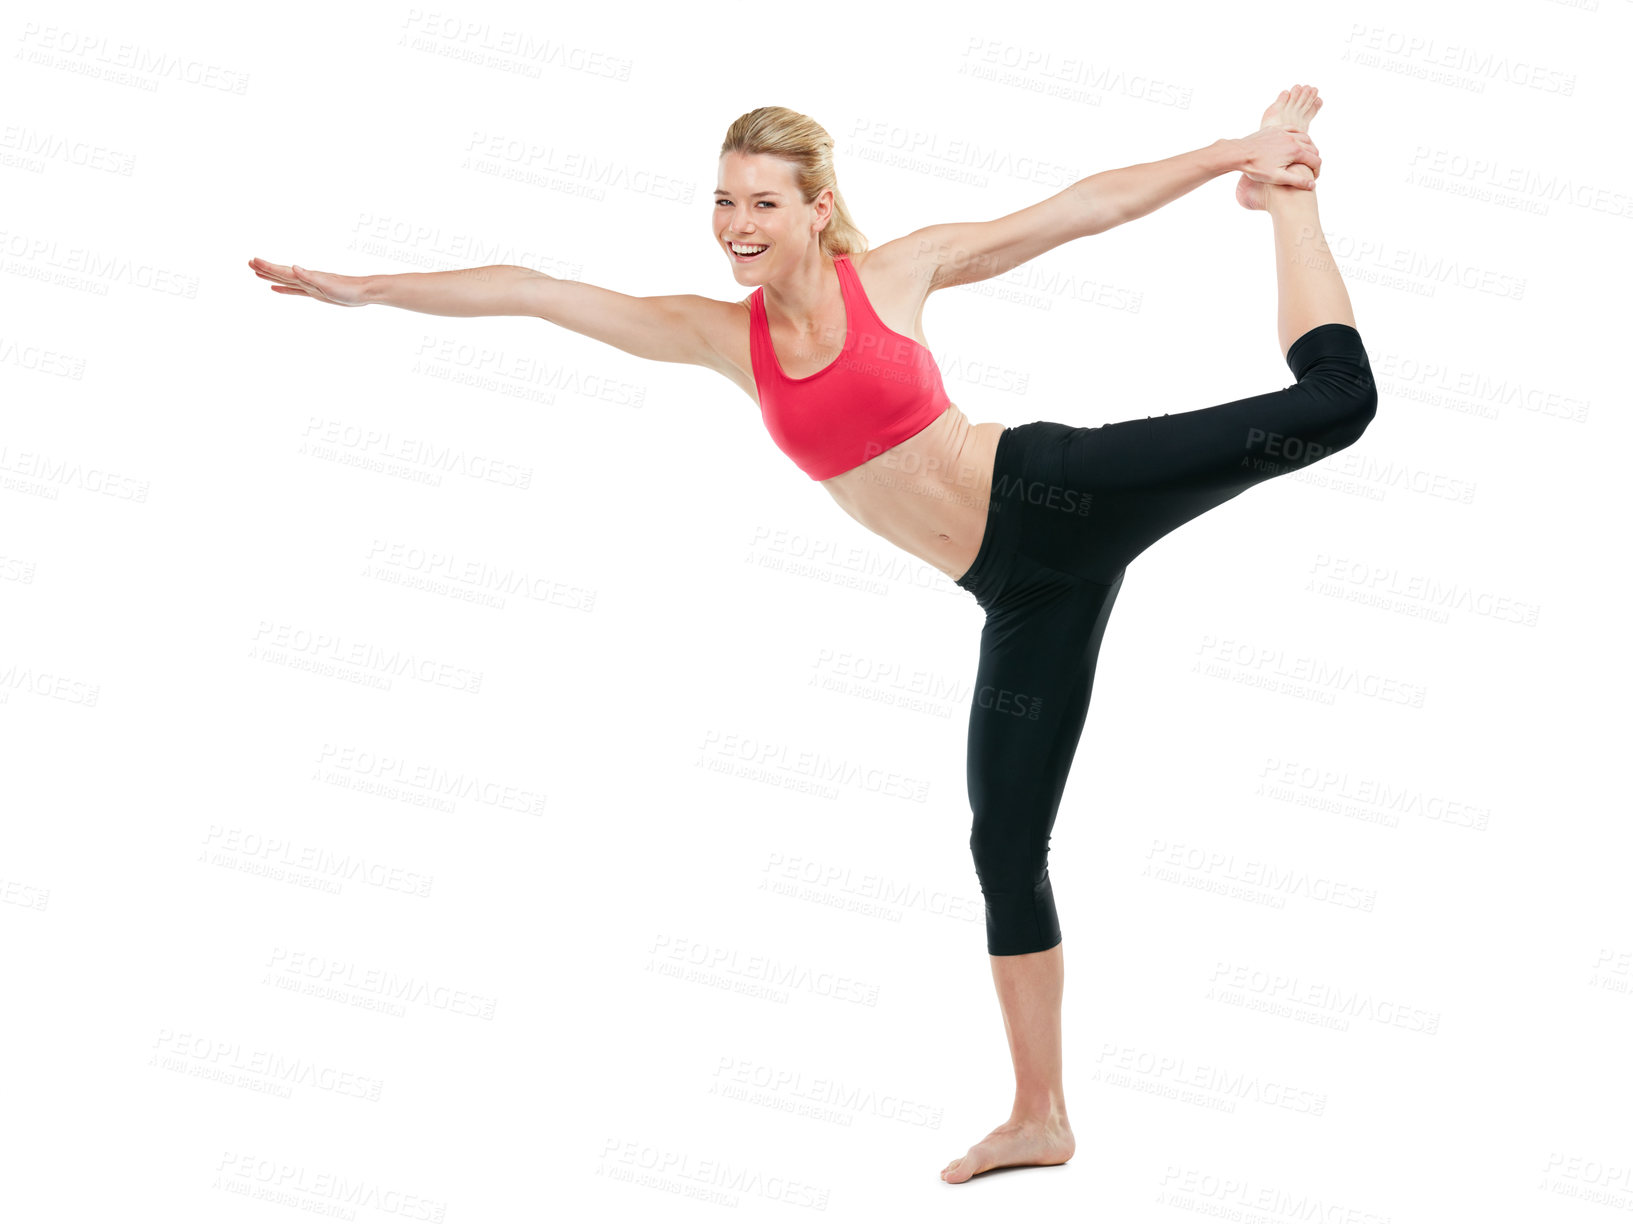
[248,84,1375,1184]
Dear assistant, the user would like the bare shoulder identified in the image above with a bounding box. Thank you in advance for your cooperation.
[848,236,939,297]
[844,239,941,345]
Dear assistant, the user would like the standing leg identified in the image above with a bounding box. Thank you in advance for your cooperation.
[942,555,1122,1184]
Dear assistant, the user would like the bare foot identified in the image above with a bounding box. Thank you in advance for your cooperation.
[939,1115,1075,1184]
[1236,84,1323,211]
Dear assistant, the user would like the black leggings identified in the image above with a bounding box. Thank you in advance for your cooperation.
[956,322,1378,956]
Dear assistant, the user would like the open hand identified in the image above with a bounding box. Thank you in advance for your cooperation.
[248,257,370,306]
[1234,126,1320,188]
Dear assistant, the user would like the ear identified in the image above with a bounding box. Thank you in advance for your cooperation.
[812,186,835,233]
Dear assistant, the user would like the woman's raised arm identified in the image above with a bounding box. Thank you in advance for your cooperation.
[1082,127,1318,233]
[902,127,1321,293]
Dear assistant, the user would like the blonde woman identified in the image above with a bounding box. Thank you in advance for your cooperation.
[248,84,1374,1184]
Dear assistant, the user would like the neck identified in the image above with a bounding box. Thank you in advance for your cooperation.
[761,252,835,329]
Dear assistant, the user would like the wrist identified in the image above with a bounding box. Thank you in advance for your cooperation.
[1209,137,1244,175]
[359,273,388,306]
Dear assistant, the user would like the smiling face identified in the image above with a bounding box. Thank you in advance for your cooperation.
[714,150,832,280]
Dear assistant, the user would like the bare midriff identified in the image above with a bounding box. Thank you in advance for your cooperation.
[818,405,1004,583]
[719,255,1007,582]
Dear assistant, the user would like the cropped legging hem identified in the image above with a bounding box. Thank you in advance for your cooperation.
[956,322,1377,955]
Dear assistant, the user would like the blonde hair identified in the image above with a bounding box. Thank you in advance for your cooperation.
[719,107,868,258]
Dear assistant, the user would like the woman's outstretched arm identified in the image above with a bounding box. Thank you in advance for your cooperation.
[247,257,723,367]
[248,258,547,315]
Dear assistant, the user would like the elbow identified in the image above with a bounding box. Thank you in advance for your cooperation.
[1078,195,1119,237]
[1068,177,1116,237]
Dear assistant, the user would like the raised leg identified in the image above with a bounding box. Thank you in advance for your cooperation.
[1235,84,1357,353]
[1019,321,1378,586]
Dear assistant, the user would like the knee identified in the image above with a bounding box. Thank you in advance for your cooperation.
[1287,323,1378,449]
[970,815,1061,955]
[1311,360,1378,451]
[1290,352,1378,458]
[969,810,1045,886]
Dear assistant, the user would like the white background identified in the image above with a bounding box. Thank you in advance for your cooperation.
[3,0,1628,1219]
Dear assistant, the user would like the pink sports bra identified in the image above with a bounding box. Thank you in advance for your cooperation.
[748,254,952,480]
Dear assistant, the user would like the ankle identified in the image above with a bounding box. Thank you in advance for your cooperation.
[1265,181,1318,215]
[1010,1094,1069,1126]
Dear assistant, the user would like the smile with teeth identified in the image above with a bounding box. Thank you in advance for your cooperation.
[730,241,769,259]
